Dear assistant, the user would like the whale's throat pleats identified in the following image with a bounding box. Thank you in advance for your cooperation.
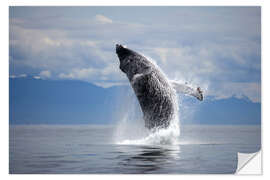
[131,70,175,129]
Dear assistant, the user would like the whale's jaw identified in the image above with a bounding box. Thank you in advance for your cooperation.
[116,44,130,61]
[115,44,123,54]
[116,44,139,61]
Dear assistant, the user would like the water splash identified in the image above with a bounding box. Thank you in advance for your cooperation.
[117,120,180,145]
[114,93,180,145]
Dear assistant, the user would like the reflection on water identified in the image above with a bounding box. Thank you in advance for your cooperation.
[115,145,181,174]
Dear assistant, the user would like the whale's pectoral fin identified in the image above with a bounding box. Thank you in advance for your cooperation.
[170,81,203,101]
[195,87,203,101]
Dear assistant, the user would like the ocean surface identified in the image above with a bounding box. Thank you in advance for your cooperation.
[9,125,261,174]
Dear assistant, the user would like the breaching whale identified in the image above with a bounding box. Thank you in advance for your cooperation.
[116,44,203,130]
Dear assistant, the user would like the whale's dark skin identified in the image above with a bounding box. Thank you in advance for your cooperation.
[116,44,177,129]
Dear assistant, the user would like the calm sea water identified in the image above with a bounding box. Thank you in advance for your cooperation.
[9,125,261,174]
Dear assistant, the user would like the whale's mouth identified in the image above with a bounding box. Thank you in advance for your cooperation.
[115,44,133,60]
[116,44,124,53]
[116,44,128,56]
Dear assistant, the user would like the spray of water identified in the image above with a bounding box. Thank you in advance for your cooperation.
[113,96,180,145]
[113,56,181,146]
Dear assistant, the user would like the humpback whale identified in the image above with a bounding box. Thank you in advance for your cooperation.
[116,44,203,130]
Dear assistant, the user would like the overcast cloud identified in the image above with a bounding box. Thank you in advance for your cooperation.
[9,7,261,102]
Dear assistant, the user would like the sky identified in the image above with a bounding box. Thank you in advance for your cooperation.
[9,6,261,103]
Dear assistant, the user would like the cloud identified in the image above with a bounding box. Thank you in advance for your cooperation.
[94,14,113,24]
[9,7,261,102]
[39,70,51,79]
[10,74,27,78]
[33,76,41,79]
[58,66,126,83]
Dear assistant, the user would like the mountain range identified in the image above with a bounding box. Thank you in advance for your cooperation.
[9,77,261,125]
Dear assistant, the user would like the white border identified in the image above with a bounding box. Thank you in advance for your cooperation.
[8,0,263,6]
[3,0,269,179]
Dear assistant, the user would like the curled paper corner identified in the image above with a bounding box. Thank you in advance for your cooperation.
[236,150,262,175]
